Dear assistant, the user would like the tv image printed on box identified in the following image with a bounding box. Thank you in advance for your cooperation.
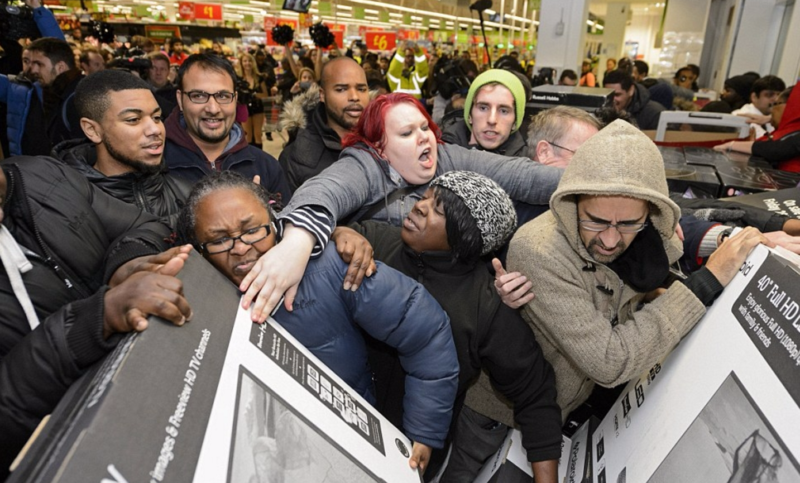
[9,253,421,483]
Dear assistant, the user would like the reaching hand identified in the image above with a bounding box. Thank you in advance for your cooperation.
[331,226,377,291]
[735,112,771,125]
[492,258,534,309]
[108,244,192,287]
[238,224,315,322]
[409,442,432,474]
[706,227,772,286]
[103,271,192,339]
[763,230,800,254]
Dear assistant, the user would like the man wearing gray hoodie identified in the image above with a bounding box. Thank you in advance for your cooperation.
[507,120,770,418]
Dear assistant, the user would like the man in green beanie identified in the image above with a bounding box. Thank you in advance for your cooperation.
[441,69,529,156]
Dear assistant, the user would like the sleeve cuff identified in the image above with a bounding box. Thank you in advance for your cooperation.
[681,267,725,306]
[278,205,334,257]
[65,288,119,369]
[764,214,788,233]
[698,224,726,258]
[103,239,162,283]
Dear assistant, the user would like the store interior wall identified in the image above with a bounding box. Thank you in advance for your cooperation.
[535,0,591,74]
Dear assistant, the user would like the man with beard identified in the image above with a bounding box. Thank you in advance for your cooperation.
[507,120,770,419]
[278,57,369,191]
[163,53,292,205]
[54,70,191,227]
[25,37,85,148]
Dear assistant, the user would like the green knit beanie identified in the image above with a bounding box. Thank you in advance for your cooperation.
[464,69,527,132]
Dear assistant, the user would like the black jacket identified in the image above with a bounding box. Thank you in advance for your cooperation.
[279,102,343,192]
[440,113,528,157]
[0,157,172,474]
[355,221,562,464]
[163,110,292,206]
[42,68,85,148]
[54,139,192,228]
[626,82,665,131]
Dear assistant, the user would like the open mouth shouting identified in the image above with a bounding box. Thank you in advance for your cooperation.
[419,147,434,168]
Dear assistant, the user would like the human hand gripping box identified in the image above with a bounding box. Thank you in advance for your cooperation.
[10,252,422,483]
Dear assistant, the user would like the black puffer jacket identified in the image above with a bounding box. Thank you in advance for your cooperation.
[278,88,343,192]
[54,139,192,228]
[0,157,172,475]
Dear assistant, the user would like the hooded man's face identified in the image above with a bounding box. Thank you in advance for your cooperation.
[577,195,649,263]
[469,83,516,150]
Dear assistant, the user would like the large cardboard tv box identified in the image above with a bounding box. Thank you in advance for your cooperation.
[10,253,421,483]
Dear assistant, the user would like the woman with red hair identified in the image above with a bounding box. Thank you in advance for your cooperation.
[715,86,800,172]
[237,92,562,322]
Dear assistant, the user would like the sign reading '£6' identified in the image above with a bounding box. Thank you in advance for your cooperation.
[365,32,396,51]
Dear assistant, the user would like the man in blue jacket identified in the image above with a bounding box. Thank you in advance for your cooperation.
[0,0,65,157]
[177,171,458,475]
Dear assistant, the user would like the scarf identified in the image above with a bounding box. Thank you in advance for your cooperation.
[607,221,670,293]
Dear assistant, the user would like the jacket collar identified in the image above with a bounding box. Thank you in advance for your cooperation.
[311,103,344,151]
[446,117,526,156]
[48,68,83,98]
[53,139,168,183]
[400,244,476,277]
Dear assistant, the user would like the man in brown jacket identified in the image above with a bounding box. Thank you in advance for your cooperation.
[507,120,770,418]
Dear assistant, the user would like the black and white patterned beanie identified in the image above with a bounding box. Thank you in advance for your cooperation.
[430,171,517,255]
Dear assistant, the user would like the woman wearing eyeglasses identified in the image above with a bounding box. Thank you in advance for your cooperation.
[714,86,800,172]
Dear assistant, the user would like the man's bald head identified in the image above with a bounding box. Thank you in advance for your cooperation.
[319,56,370,138]
[320,56,365,89]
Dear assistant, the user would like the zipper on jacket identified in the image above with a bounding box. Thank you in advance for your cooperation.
[133,180,149,212]
[8,167,92,299]
[412,253,426,283]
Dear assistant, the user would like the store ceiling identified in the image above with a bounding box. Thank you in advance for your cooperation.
[55,0,665,34]
[75,0,539,34]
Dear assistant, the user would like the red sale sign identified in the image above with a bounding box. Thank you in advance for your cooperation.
[364,31,396,51]
[194,3,222,21]
[178,1,194,20]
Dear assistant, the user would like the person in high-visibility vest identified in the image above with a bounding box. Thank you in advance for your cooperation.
[386,41,428,100]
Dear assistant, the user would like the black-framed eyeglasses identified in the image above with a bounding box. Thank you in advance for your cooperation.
[579,219,648,234]
[199,224,271,254]
[182,90,236,104]
[548,140,576,154]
